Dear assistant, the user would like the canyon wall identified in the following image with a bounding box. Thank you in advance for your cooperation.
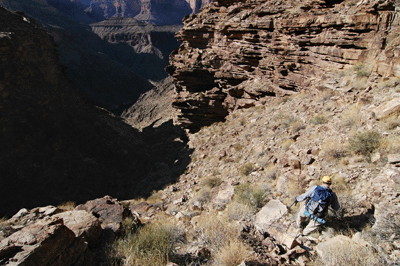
[91,17,181,80]
[167,0,400,132]
[0,7,190,216]
[86,0,199,23]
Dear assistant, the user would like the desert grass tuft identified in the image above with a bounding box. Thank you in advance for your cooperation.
[311,239,384,266]
[57,201,76,212]
[321,139,349,162]
[213,239,252,266]
[109,221,183,266]
[203,176,223,188]
[194,214,242,252]
[225,202,255,222]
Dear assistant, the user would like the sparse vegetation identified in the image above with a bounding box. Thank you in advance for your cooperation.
[193,214,242,252]
[109,222,183,266]
[311,114,327,125]
[348,130,381,159]
[353,63,371,78]
[234,183,267,208]
[57,201,76,212]
[225,202,255,222]
[203,176,223,188]
[312,240,384,266]
[213,239,252,266]
[240,163,255,176]
[321,139,349,161]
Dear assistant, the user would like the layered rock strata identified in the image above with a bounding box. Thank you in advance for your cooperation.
[85,0,142,19]
[85,0,209,21]
[167,0,400,132]
[91,18,181,80]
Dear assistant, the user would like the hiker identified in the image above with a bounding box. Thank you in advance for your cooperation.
[294,176,340,236]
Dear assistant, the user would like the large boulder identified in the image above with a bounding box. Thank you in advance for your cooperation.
[255,200,288,233]
[54,210,102,246]
[0,217,85,266]
[254,200,299,249]
[75,196,132,235]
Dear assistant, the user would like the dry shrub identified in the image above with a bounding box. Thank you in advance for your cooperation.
[273,112,298,129]
[57,201,76,212]
[312,240,384,266]
[353,63,371,78]
[240,163,255,176]
[341,104,361,128]
[213,240,252,266]
[194,214,241,252]
[192,187,213,208]
[225,202,255,222]
[321,139,348,162]
[310,114,327,125]
[379,134,400,155]
[264,165,277,180]
[110,221,183,266]
[281,138,294,151]
[203,176,223,188]
[348,130,381,160]
[147,190,164,203]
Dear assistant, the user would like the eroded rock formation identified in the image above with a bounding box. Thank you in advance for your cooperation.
[85,0,209,21]
[167,0,400,132]
[91,18,181,80]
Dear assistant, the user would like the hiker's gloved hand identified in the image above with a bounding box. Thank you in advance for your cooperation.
[294,197,298,205]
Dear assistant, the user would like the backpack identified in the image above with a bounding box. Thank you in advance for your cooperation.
[305,186,332,218]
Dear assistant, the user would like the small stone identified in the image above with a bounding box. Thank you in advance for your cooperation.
[371,152,381,163]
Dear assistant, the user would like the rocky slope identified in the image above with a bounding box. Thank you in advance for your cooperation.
[167,0,400,132]
[112,72,400,265]
[121,76,176,129]
[0,6,190,218]
[91,18,182,81]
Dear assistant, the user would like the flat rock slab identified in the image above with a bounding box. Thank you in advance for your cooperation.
[374,97,400,119]
[54,210,102,244]
[255,200,288,233]
[254,200,298,248]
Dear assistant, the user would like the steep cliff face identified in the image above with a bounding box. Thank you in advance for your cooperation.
[134,0,192,25]
[86,0,142,19]
[85,0,209,22]
[167,0,400,132]
[0,0,154,113]
[91,17,181,80]
[0,7,190,217]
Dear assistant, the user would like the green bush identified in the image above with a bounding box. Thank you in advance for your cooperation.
[311,114,327,125]
[234,183,267,208]
[348,130,381,159]
[240,163,255,176]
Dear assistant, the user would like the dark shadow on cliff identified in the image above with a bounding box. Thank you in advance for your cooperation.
[131,120,193,198]
[0,114,192,217]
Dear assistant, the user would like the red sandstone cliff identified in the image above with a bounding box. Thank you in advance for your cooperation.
[167,0,400,132]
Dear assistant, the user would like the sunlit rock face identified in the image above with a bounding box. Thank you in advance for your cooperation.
[167,0,400,132]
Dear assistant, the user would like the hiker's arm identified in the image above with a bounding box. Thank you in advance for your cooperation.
[296,186,316,202]
[330,193,340,211]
